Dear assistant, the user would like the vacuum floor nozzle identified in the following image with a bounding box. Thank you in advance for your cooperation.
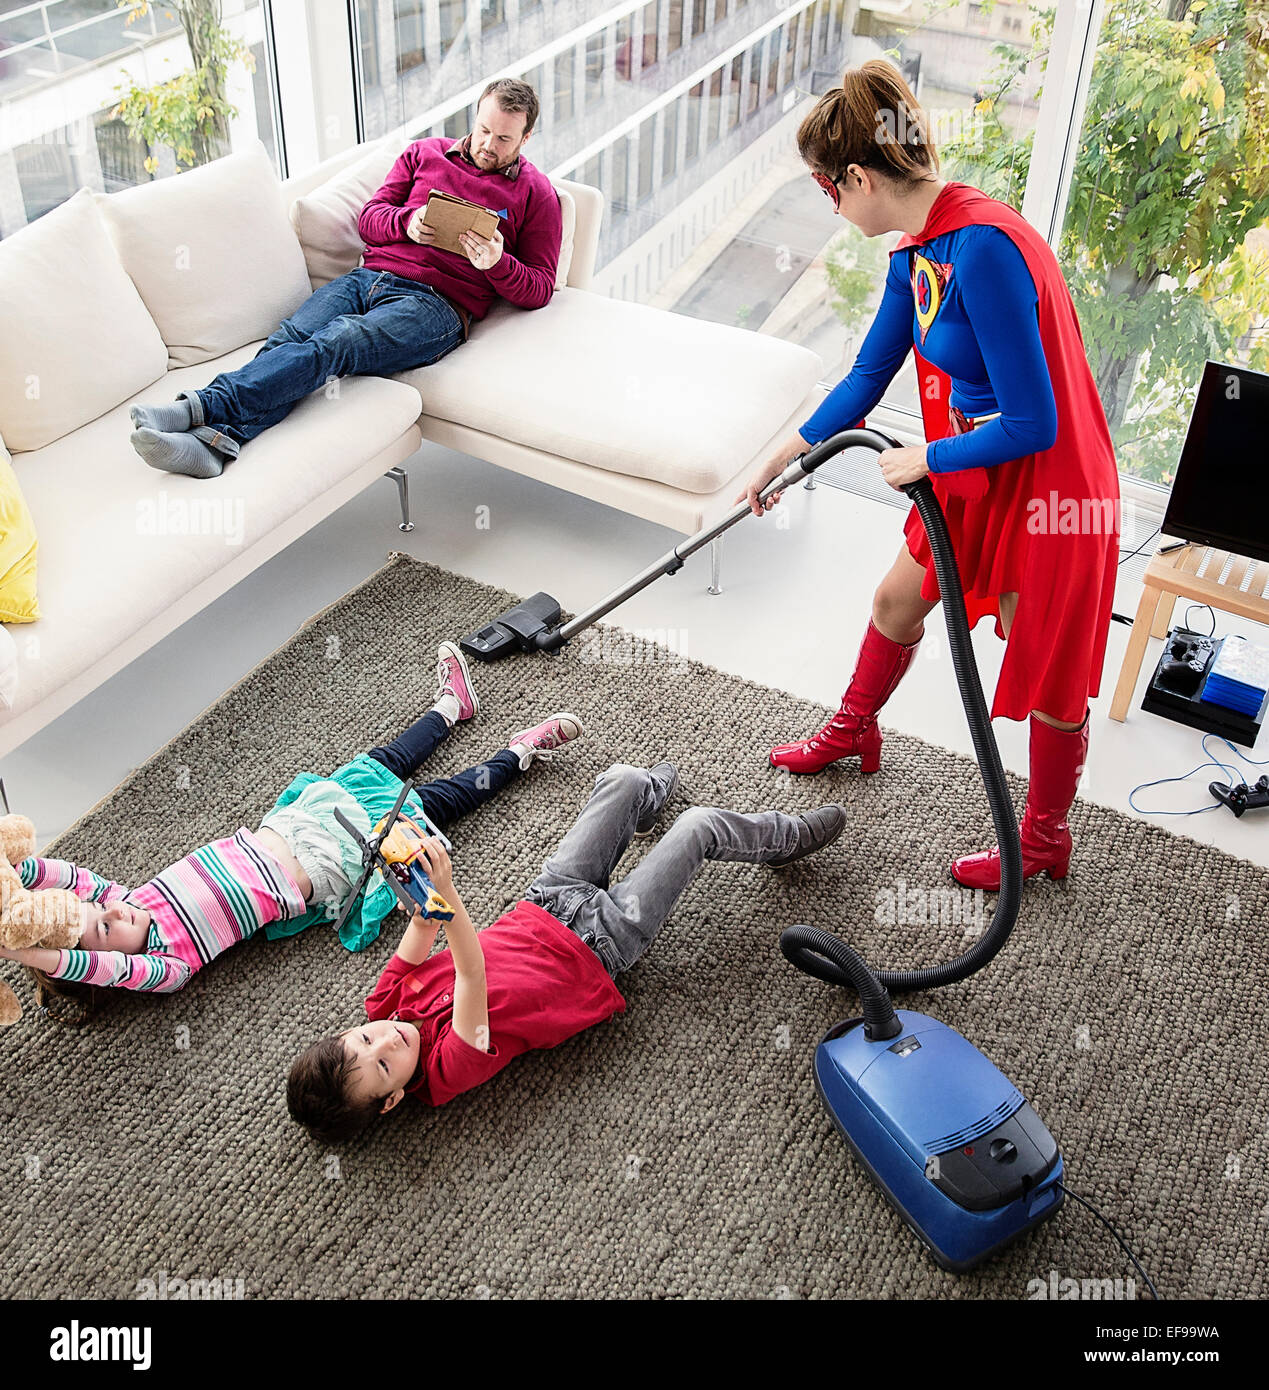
[459,591,562,662]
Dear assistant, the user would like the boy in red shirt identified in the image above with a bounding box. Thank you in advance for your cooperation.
[287,763,846,1140]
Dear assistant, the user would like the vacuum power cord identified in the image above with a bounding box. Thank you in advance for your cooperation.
[1057,1181,1160,1300]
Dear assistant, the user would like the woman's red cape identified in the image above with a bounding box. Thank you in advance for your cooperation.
[889,182,1120,724]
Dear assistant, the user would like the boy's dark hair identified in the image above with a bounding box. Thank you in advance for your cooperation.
[287,1035,385,1143]
[479,77,539,135]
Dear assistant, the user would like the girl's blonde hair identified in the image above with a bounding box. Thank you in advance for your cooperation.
[796,58,939,185]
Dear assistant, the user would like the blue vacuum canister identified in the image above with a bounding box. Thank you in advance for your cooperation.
[813,1010,1063,1271]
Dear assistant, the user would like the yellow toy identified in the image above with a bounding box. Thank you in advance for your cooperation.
[375,813,456,922]
[330,778,455,939]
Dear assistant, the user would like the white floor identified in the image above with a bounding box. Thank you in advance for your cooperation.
[9,440,1269,869]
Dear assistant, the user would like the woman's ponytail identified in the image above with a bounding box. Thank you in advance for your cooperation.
[797,58,939,184]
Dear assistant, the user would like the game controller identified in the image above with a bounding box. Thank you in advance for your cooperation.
[1159,631,1216,696]
[1209,776,1269,817]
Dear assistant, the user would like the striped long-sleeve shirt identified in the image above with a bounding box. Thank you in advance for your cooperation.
[19,829,308,992]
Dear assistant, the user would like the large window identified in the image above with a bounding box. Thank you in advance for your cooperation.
[790,0,1047,417]
[6,2,1235,495]
[0,0,278,239]
[1044,0,1268,485]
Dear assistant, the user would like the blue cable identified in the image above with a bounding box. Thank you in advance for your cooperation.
[1129,733,1269,815]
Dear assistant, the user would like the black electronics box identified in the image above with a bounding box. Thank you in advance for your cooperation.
[1142,626,1266,747]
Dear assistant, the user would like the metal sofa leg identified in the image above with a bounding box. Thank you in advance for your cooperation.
[385,467,414,533]
[708,535,723,596]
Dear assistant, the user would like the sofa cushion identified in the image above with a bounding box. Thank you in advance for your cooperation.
[554,186,575,291]
[6,347,422,720]
[97,140,312,367]
[0,432,39,624]
[0,623,16,710]
[396,289,825,494]
[291,141,398,288]
[0,190,169,452]
[291,139,575,290]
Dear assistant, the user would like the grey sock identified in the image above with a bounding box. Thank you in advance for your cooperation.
[131,428,226,480]
[129,399,193,433]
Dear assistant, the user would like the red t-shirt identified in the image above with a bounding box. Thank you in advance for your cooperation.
[364,899,626,1106]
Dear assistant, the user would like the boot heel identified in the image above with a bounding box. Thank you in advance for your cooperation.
[859,726,882,774]
[1046,856,1071,880]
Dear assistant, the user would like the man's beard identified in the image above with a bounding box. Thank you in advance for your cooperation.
[475,142,518,172]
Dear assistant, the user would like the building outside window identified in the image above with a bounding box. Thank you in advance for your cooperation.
[667,0,683,55]
[637,113,655,201]
[641,2,660,69]
[662,95,679,180]
[684,79,703,163]
[554,47,574,124]
[94,109,154,196]
[395,0,427,73]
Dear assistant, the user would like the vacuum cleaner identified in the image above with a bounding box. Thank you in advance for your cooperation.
[461,428,1063,1272]
[775,440,1062,1272]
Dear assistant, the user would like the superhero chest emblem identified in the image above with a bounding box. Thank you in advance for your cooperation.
[910,251,954,345]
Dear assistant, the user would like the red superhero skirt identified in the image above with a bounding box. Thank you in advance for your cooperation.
[902,402,1121,726]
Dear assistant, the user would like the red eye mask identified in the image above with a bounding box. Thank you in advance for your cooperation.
[812,171,841,210]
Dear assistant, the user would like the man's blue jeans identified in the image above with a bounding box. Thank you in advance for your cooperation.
[182,268,465,457]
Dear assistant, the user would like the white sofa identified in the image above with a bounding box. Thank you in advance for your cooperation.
[0,135,826,758]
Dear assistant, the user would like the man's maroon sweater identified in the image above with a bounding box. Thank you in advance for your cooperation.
[357,137,563,322]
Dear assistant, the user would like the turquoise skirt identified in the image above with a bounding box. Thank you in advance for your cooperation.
[262,754,431,952]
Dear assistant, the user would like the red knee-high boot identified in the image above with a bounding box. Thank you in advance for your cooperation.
[950,711,1089,890]
[769,620,921,775]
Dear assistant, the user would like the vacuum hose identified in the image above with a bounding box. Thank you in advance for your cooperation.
[779,427,1021,1004]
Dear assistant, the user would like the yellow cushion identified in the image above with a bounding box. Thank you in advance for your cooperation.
[0,441,39,624]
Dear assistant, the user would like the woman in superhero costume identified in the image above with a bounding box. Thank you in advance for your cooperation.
[741,61,1120,889]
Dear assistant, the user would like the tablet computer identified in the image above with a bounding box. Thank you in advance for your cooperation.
[421,190,499,255]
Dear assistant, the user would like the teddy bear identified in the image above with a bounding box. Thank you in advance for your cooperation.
[0,814,84,1025]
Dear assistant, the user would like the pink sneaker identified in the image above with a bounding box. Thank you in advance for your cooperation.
[435,641,479,721]
[508,712,586,770]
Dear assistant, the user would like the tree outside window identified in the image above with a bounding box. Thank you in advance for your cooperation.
[945,0,1269,485]
[110,0,255,173]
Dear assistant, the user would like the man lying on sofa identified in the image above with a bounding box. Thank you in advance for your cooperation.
[128,77,562,479]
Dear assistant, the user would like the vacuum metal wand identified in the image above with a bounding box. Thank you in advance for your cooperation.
[545,428,901,648]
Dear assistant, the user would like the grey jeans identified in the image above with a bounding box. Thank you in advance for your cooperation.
[525,763,807,977]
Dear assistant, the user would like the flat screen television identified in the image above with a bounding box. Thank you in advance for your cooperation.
[1161,360,1269,566]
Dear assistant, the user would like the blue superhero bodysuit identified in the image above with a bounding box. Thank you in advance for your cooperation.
[798,224,1059,473]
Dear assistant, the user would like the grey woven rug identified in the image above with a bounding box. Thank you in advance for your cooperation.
[4,555,1265,1300]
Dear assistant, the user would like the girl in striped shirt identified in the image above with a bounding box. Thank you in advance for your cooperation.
[0,644,582,998]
